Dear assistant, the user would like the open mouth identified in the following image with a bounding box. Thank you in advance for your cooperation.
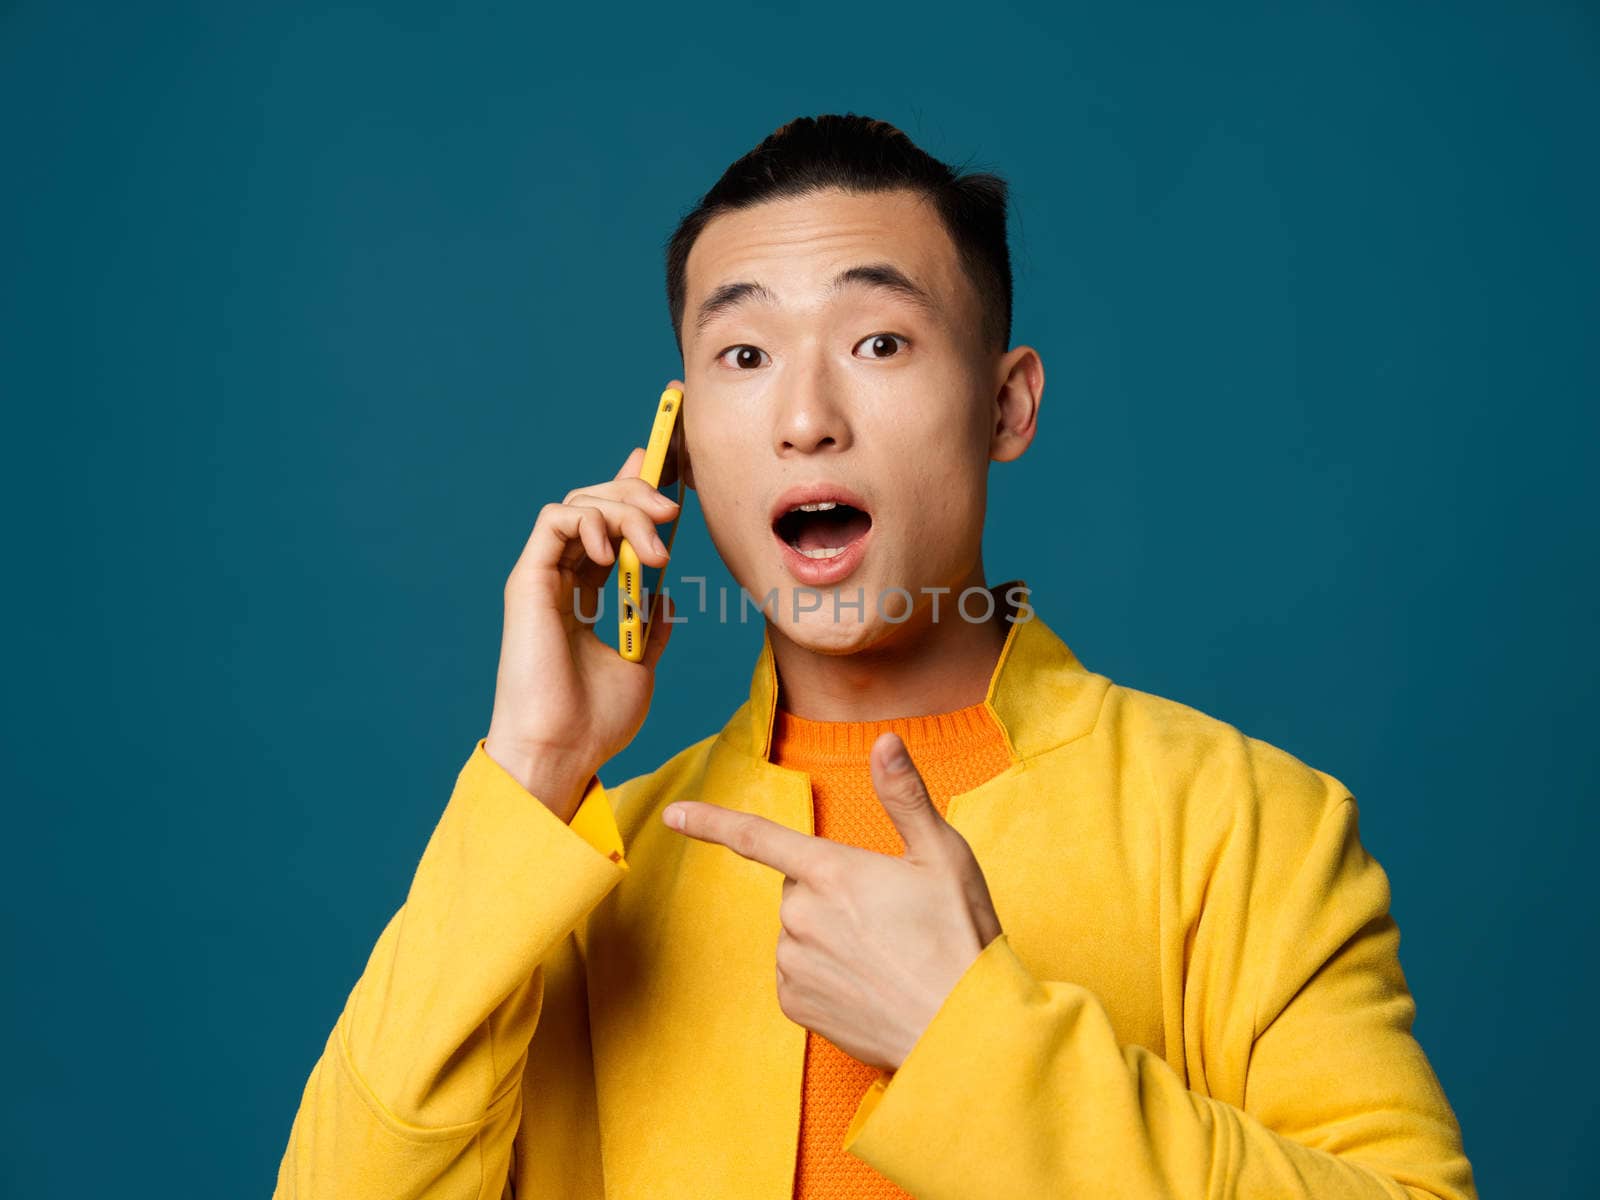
[772,499,874,559]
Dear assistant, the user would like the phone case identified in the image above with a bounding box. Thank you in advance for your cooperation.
[617,386,684,662]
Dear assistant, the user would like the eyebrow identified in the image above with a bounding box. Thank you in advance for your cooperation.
[693,262,941,335]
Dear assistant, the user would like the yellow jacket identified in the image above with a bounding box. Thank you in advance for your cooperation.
[275,604,1478,1199]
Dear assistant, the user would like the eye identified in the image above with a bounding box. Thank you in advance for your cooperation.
[854,332,909,360]
[716,345,769,370]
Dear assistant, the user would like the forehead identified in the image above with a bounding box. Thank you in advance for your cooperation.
[684,188,970,332]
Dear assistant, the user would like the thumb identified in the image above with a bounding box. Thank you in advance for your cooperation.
[640,590,677,671]
[869,733,948,860]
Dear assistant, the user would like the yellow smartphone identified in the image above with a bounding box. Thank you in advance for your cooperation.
[617,386,685,662]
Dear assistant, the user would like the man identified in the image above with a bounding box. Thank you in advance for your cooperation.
[275,114,1477,1199]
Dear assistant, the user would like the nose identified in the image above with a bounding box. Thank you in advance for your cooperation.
[771,362,852,457]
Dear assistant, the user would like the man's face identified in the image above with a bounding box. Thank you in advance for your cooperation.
[677,186,1015,653]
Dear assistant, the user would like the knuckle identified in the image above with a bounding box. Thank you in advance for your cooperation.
[565,483,610,506]
[732,822,762,861]
[778,899,806,940]
[809,858,844,892]
[893,778,930,809]
[775,936,799,973]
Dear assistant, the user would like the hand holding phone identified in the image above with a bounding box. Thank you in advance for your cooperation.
[482,382,685,819]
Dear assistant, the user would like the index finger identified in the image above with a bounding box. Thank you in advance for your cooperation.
[664,801,821,881]
[615,445,646,481]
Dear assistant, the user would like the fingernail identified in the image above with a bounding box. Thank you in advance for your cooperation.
[886,740,911,770]
[652,533,667,554]
[663,804,685,830]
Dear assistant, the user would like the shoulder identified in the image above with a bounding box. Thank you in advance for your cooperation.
[1095,682,1376,1012]
[1094,679,1355,857]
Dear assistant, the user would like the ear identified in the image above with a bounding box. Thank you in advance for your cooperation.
[989,347,1044,464]
[667,376,696,490]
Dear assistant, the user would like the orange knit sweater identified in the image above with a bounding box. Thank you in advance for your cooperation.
[771,700,1015,1200]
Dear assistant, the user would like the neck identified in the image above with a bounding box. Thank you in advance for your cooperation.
[767,564,1009,722]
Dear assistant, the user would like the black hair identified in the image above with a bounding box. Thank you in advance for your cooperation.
[665,113,1012,358]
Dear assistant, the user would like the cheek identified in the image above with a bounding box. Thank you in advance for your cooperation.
[883,411,989,507]
[917,476,986,556]
[883,369,989,456]
[876,444,990,572]
[687,413,750,499]
[685,443,766,567]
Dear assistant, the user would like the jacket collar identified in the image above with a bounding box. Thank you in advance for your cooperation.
[722,580,1108,765]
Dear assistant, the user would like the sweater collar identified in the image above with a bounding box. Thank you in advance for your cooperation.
[723,579,1109,765]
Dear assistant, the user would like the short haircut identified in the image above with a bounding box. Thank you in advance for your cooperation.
[665,113,1013,357]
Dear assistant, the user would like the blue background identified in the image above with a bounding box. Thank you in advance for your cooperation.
[3,2,1594,1196]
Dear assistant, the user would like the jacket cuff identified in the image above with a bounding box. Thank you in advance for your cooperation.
[470,739,628,870]
[841,931,1046,1179]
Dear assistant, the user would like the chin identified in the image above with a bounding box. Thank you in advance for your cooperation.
[771,606,883,655]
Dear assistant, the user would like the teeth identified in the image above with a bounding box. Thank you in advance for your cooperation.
[795,500,838,512]
[798,546,847,559]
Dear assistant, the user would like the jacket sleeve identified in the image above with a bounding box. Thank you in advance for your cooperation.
[274,739,629,1200]
[840,796,1478,1200]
